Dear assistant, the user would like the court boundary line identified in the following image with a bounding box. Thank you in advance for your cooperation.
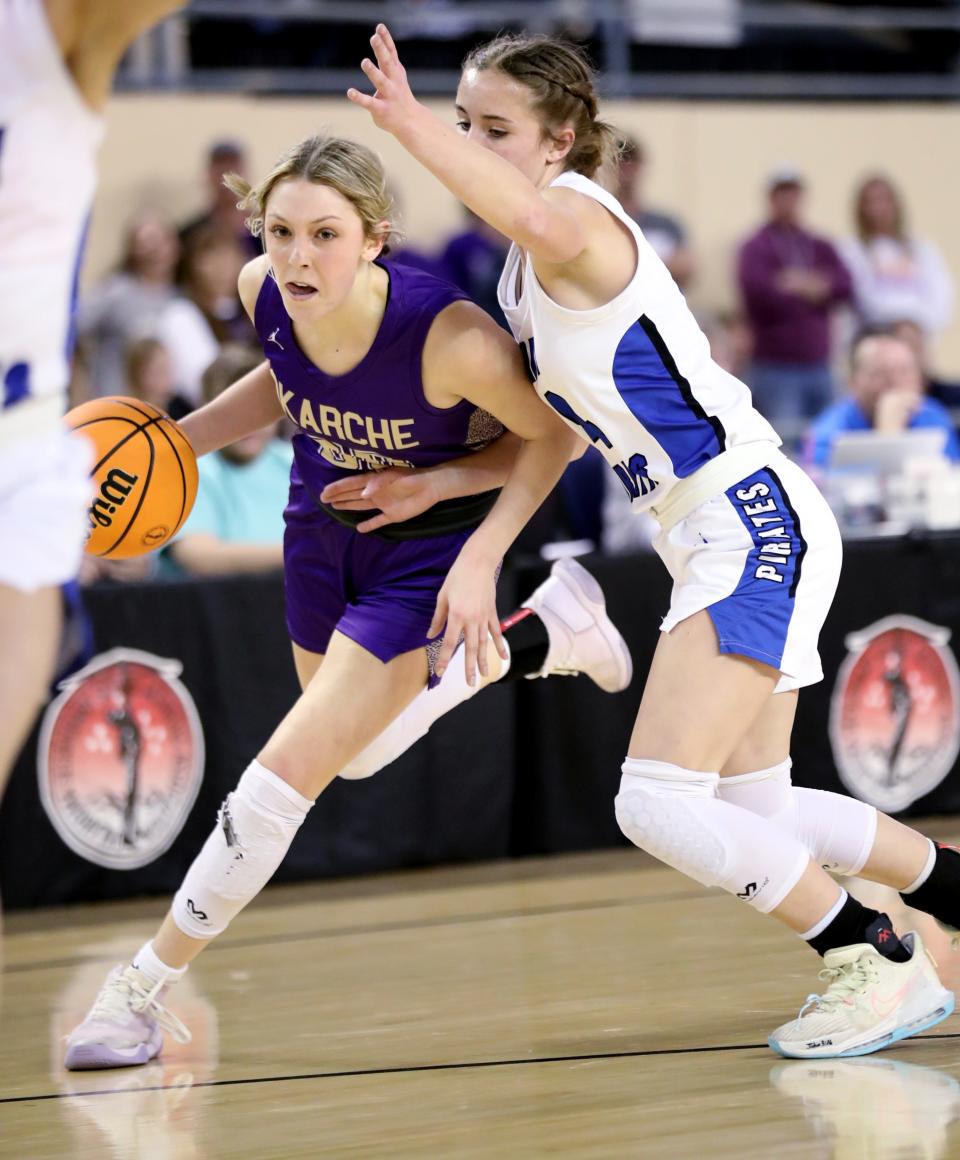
[6,1033,960,1104]
[2,888,710,975]
[0,1040,807,1104]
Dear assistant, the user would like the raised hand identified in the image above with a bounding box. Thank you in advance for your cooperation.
[347,23,419,134]
[319,467,441,534]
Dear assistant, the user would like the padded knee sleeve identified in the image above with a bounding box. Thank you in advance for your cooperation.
[717,759,877,877]
[717,759,795,826]
[339,642,508,780]
[172,760,313,939]
[616,757,810,914]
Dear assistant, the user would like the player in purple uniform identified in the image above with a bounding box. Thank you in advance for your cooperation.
[64,134,632,1069]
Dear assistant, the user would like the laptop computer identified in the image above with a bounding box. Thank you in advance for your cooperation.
[828,428,949,473]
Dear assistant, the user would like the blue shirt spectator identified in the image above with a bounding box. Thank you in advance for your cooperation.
[807,396,960,468]
[805,331,960,467]
[167,344,293,577]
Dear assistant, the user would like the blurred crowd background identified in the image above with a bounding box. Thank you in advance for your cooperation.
[70,0,960,582]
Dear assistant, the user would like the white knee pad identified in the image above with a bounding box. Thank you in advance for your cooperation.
[615,760,727,884]
[616,757,810,913]
[339,641,508,780]
[794,787,877,877]
[718,759,877,877]
[172,760,313,939]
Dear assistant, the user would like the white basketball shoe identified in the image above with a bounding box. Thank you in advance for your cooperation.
[64,964,191,1070]
[521,558,632,693]
[769,932,954,1059]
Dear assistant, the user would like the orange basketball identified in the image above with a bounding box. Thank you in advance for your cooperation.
[65,396,199,559]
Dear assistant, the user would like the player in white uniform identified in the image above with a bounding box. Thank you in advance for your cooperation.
[0,0,186,801]
[351,24,960,1059]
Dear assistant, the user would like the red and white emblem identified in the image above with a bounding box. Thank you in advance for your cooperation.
[830,615,960,812]
[38,648,204,869]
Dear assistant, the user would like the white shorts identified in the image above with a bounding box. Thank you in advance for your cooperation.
[654,450,842,693]
[0,424,93,592]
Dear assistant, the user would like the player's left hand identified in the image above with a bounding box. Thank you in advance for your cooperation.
[429,550,507,687]
[319,467,440,534]
[347,24,419,133]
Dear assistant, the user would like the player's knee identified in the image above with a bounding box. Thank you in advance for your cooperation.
[614,757,727,887]
[171,761,313,940]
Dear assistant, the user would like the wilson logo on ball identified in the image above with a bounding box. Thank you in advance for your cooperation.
[90,467,140,529]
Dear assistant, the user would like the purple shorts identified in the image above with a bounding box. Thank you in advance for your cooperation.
[283,483,476,682]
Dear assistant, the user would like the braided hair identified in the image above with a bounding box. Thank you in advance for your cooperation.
[462,34,617,178]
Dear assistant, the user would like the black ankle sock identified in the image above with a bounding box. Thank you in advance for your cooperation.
[901,842,960,930]
[806,895,910,962]
[498,607,549,682]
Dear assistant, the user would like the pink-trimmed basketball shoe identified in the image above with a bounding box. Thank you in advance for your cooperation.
[64,964,191,1070]
[769,932,954,1059]
[521,558,633,693]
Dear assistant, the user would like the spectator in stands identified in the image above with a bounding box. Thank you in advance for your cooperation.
[889,318,960,415]
[124,336,192,420]
[738,167,853,441]
[805,330,960,468]
[840,174,954,338]
[156,223,253,405]
[76,213,180,398]
[166,345,292,577]
[614,133,693,290]
[179,139,261,263]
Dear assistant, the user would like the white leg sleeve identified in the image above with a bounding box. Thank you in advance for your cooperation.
[339,642,510,780]
[718,759,878,877]
[171,760,313,939]
[615,757,811,914]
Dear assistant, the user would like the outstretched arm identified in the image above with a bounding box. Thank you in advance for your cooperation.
[178,361,283,459]
[347,24,589,266]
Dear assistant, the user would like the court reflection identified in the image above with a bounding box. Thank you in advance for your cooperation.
[771,1056,960,1159]
[51,940,218,1159]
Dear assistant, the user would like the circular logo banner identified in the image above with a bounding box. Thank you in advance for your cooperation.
[38,648,204,869]
[830,615,960,813]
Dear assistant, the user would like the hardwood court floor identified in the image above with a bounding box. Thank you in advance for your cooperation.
[4,833,960,1159]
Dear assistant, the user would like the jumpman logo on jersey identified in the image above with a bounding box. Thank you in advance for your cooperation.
[267,329,284,350]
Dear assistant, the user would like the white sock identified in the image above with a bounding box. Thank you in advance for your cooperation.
[131,939,187,987]
[901,839,937,894]
[798,889,848,941]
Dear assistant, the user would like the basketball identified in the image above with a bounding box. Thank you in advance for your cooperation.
[65,396,199,559]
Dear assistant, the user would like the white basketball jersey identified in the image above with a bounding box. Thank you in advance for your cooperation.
[497,171,779,514]
[0,0,104,420]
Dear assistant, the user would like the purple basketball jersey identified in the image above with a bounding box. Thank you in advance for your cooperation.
[254,261,503,499]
